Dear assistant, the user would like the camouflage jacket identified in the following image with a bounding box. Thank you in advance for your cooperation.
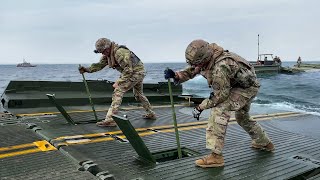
[88,44,145,83]
[176,51,259,110]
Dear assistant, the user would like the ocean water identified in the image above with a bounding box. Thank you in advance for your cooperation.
[1,62,320,116]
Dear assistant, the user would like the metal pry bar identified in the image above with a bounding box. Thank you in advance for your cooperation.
[167,67,182,159]
[79,64,98,122]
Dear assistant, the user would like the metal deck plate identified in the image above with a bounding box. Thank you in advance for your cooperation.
[1,107,320,179]
[0,125,96,180]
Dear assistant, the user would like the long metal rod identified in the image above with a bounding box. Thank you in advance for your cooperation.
[167,71,182,159]
[79,64,98,122]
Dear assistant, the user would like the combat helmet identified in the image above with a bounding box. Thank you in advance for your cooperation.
[94,38,112,53]
[185,39,212,65]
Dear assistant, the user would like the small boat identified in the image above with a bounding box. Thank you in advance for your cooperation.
[16,59,36,67]
[248,35,302,75]
[250,35,281,74]
[250,54,281,74]
[252,54,305,75]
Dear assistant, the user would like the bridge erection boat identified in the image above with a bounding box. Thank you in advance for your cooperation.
[251,54,281,74]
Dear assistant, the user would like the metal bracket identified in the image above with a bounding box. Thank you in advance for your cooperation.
[112,114,156,164]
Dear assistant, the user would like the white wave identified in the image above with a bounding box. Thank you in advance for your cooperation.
[185,75,207,85]
[253,101,320,116]
[305,69,320,72]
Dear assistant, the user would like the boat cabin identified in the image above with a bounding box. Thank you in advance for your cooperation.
[256,53,276,65]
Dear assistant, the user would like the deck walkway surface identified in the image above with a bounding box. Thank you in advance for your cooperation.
[1,106,320,179]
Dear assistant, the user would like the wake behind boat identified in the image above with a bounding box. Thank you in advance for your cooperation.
[16,59,36,67]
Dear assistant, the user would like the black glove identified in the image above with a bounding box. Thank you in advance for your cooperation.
[192,106,203,121]
[209,92,214,99]
[164,68,175,80]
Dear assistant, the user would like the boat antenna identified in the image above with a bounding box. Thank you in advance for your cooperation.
[258,34,260,60]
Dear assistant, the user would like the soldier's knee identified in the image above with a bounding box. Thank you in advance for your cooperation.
[214,111,230,125]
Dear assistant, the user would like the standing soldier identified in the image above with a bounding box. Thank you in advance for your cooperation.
[277,56,282,66]
[79,38,156,127]
[297,56,302,67]
[164,39,274,168]
[273,56,282,65]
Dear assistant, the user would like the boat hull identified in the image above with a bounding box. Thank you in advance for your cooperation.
[253,64,280,74]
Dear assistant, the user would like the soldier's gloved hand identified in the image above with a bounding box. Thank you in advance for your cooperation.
[78,66,89,74]
[164,68,175,79]
[192,106,203,121]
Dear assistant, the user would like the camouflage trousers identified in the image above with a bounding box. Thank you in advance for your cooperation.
[206,86,271,155]
[105,73,154,121]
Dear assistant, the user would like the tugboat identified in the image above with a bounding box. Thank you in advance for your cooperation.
[16,58,36,67]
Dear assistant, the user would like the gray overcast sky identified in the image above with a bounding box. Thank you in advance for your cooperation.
[0,0,319,64]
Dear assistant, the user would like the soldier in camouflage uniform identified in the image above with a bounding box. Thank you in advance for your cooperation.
[164,39,274,168]
[79,38,156,127]
[297,56,302,67]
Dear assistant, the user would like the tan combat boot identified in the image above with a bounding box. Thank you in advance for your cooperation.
[252,141,275,152]
[143,113,157,120]
[96,118,117,127]
[195,153,224,168]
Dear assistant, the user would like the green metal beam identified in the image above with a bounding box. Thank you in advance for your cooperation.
[46,94,76,125]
